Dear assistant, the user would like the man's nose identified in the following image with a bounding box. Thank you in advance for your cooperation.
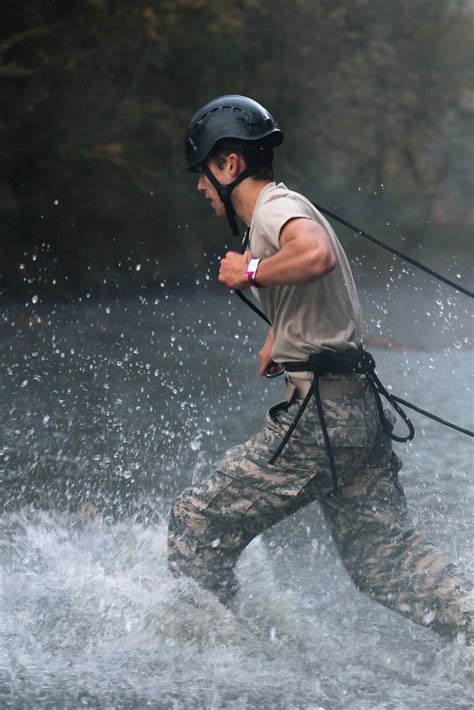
[197,174,205,192]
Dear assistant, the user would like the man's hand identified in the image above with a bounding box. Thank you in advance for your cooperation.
[218,251,251,290]
[259,328,277,376]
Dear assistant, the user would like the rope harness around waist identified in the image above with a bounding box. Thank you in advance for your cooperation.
[268,346,416,496]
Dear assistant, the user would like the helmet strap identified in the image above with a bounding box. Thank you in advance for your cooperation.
[203,165,253,237]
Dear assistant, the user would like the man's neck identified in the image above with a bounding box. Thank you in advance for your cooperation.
[232,179,272,227]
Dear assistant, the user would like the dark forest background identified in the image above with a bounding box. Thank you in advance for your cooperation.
[1,0,473,297]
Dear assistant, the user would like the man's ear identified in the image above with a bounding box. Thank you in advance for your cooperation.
[226,152,243,179]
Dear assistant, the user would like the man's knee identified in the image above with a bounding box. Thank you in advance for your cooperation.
[168,488,209,539]
[167,488,240,604]
[167,489,208,575]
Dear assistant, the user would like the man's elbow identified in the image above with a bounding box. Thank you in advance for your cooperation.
[308,245,337,279]
[323,247,338,275]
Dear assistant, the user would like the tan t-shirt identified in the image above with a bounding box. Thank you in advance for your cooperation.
[249,182,363,362]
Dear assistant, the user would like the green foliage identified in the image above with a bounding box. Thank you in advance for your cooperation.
[0,0,472,293]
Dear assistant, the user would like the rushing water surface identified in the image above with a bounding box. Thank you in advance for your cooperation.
[0,275,473,709]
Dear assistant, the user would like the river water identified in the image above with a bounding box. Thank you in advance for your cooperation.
[0,274,473,709]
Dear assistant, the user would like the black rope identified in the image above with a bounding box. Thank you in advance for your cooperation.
[235,228,272,325]
[269,384,315,465]
[313,378,341,495]
[268,347,472,497]
[354,350,416,443]
[226,202,473,446]
[232,201,473,329]
[235,289,271,326]
[389,394,474,438]
[312,201,474,299]
[269,348,383,497]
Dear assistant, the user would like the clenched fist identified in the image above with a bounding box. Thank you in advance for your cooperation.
[218,251,252,290]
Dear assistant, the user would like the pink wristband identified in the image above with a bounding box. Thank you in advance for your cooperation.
[246,258,261,286]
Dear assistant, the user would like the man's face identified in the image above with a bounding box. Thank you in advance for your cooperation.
[196,157,232,218]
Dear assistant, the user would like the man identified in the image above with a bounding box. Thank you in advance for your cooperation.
[168,95,472,642]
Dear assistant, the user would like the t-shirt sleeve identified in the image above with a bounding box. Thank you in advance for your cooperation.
[255,194,315,251]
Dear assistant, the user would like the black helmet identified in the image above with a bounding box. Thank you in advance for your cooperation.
[185,94,283,172]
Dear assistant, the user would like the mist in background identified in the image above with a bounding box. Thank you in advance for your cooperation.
[0,0,473,297]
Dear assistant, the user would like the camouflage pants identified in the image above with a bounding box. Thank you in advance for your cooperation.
[168,375,472,641]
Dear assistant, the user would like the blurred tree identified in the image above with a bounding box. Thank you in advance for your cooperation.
[0,0,471,294]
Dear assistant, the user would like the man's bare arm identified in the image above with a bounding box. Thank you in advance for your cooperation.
[218,218,336,290]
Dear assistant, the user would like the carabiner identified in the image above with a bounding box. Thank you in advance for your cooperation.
[265,365,285,379]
